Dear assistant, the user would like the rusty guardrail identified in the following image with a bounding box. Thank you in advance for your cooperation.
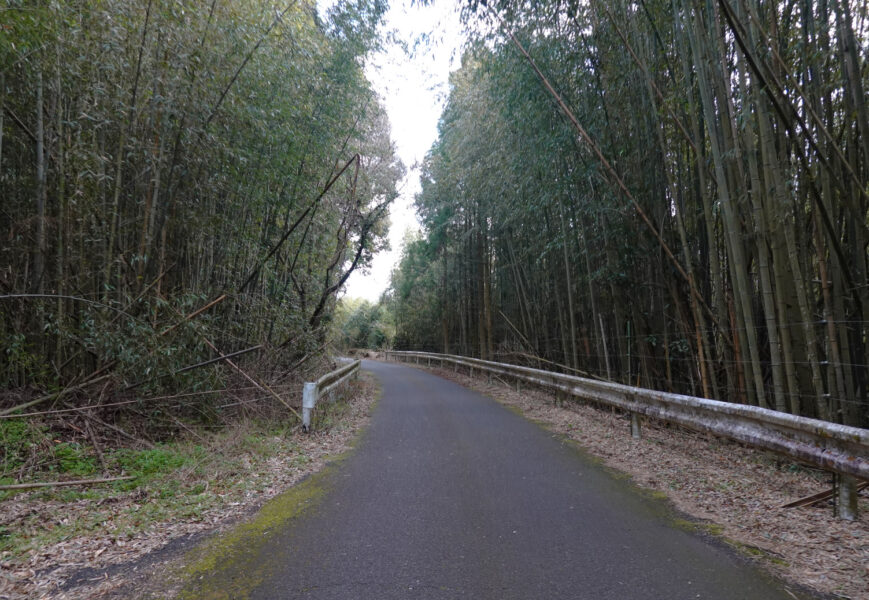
[386,350,868,519]
[301,359,361,433]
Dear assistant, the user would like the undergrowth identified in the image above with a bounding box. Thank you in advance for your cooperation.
[0,412,332,561]
[0,367,375,598]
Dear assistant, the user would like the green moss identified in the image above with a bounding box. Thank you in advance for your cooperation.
[175,466,331,600]
[114,446,188,477]
[559,438,606,467]
[668,519,791,568]
[0,524,19,553]
[502,404,526,417]
[645,490,670,501]
[724,539,789,567]
[671,518,725,537]
[0,421,49,498]
[171,374,379,599]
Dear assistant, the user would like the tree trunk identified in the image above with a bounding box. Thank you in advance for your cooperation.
[558,197,579,370]
[35,69,46,297]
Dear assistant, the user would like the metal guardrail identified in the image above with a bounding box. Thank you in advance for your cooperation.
[386,350,868,519]
[301,359,361,433]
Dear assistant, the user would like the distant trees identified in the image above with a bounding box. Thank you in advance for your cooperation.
[392,0,868,426]
[0,0,400,403]
[331,297,394,350]
[389,231,446,351]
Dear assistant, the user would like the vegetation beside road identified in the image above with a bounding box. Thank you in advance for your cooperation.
[0,372,379,600]
[390,0,869,427]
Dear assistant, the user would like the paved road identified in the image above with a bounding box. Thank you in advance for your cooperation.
[207,360,805,599]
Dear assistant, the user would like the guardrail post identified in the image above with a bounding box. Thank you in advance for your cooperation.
[836,474,858,520]
[302,382,317,433]
[630,412,642,439]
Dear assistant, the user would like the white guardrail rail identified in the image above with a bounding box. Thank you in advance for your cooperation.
[386,350,868,520]
[301,359,361,433]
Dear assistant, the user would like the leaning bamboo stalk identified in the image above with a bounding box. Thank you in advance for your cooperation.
[162,302,301,421]
[0,385,293,420]
[199,338,300,421]
[75,408,155,449]
[0,373,113,417]
[158,293,226,337]
[123,344,264,391]
[782,482,869,509]
[0,288,219,416]
[0,476,135,491]
[173,344,263,375]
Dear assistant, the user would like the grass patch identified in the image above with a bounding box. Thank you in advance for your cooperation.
[0,422,308,562]
[114,446,188,478]
[52,442,99,477]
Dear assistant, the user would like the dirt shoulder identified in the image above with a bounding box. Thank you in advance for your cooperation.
[0,372,379,600]
[420,364,867,600]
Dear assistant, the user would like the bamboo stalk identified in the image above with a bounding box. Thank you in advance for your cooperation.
[0,373,112,417]
[158,293,226,337]
[0,476,135,490]
[491,8,719,338]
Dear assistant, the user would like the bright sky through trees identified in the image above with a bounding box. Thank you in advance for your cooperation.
[342,0,465,301]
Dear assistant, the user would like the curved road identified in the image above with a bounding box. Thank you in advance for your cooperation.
[196,360,805,599]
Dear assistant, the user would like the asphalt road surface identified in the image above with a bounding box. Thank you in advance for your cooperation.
[214,360,806,599]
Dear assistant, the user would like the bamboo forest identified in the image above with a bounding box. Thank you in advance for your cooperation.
[1,0,399,410]
[2,0,869,469]
[2,1,869,598]
[390,0,869,428]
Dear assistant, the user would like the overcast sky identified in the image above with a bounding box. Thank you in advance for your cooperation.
[341,0,466,302]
